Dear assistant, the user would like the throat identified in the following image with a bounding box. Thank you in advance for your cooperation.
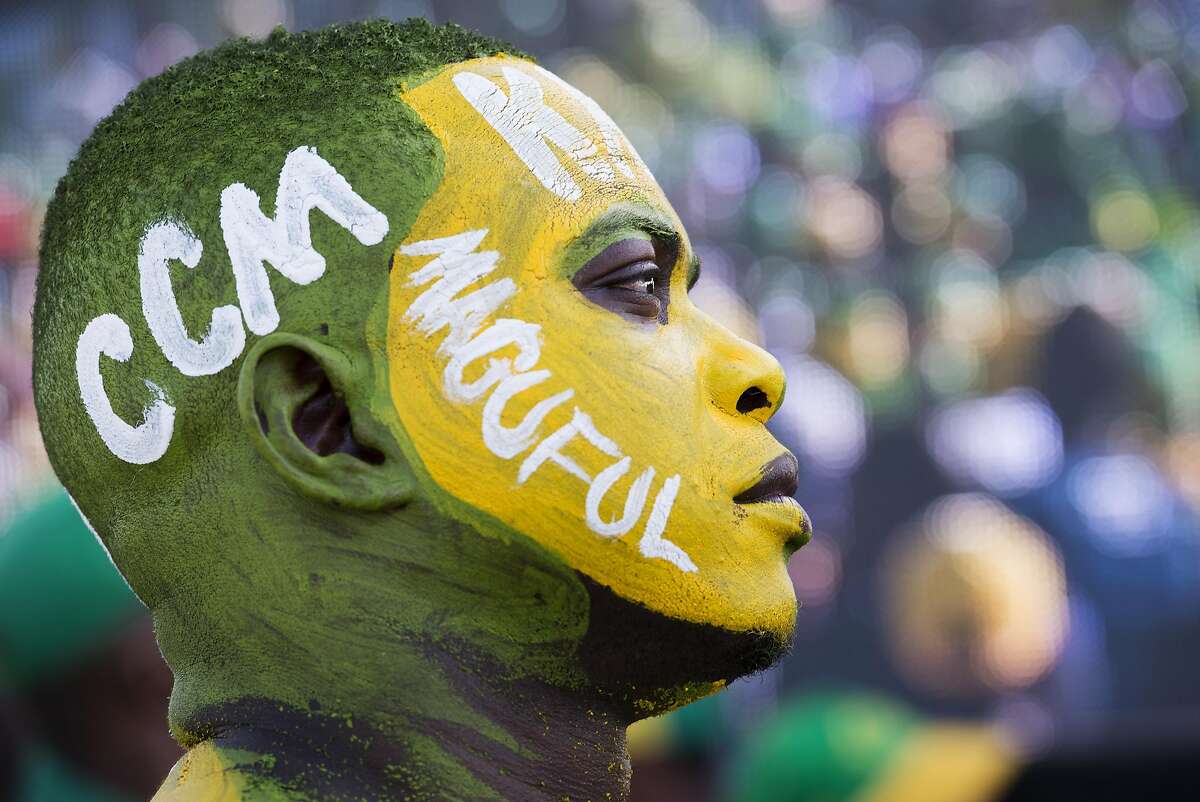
[185,657,632,802]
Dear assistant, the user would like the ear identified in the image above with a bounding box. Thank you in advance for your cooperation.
[237,332,414,510]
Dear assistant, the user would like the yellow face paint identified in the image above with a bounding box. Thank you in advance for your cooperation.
[151,743,245,802]
[386,57,806,635]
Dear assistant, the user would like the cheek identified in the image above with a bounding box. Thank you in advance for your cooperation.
[534,305,724,490]
[537,302,698,417]
[387,278,797,631]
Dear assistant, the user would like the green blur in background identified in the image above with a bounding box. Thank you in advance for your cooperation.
[1,1,1200,800]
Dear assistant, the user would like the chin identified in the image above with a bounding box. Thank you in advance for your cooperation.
[576,573,796,719]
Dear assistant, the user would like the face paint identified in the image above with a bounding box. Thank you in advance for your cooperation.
[139,220,246,378]
[77,146,390,464]
[221,146,390,336]
[387,58,808,635]
[75,313,175,465]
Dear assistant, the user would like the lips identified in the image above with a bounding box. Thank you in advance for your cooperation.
[733,452,800,504]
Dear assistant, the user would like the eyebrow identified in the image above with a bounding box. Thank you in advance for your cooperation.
[572,204,699,286]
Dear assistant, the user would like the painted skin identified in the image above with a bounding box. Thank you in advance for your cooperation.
[130,53,809,802]
[387,56,809,637]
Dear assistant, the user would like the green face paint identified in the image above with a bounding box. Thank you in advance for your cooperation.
[32,19,804,802]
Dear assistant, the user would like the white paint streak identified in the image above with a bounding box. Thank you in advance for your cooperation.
[537,65,639,180]
[585,458,655,537]
[444,318,542,403]
[139,220,246,377]
[517,407,620,485]
[454,67,608,202]
[78,146,387,464]
[221,146,389,335]
[639,475,696,572]
[402,229,514,358]
[76,314,175,465]
[481,369,574,459]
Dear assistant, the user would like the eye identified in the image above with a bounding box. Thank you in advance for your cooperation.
[616,275,655,294]
[573,238,671,322]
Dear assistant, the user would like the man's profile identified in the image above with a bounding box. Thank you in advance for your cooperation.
[32,19,809,801]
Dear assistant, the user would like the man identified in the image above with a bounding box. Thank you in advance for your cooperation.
[32,19,808,801]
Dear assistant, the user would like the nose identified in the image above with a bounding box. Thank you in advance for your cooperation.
[699,313,787,425]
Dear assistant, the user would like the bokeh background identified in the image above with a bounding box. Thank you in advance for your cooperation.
[1,0,1199,800]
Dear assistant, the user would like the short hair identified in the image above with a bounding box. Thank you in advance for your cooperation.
[33,20,523,608]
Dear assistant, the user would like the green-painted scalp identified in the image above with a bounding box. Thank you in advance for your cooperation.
[34,16,520,626]
[36,18,523,555]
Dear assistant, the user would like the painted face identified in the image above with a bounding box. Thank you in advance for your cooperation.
[386,57,808,636]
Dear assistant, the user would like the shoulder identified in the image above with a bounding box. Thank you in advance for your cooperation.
[150,742,245,802]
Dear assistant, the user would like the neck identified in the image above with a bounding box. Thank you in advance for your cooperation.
[161,500,633,801]
[194,644,631,801]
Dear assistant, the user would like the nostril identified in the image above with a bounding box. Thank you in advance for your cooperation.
[736,386,771,415]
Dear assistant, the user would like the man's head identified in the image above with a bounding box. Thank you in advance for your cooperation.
[33,20,807,737]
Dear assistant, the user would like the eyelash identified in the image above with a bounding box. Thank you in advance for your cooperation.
[574,236,680,324]
[600,260,662,294]
[616,276,655,294]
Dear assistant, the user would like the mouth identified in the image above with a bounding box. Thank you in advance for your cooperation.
[734,452,800,505]
[734,451,812,549]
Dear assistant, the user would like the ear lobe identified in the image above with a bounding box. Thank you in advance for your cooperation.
[237,332,414,510]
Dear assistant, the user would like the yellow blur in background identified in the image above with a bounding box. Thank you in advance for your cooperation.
[2,1,1200,800]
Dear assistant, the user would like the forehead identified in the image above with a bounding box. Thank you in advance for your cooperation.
[398,57,679,258]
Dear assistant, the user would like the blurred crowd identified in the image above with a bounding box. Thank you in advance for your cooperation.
[2,0,1200,800]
